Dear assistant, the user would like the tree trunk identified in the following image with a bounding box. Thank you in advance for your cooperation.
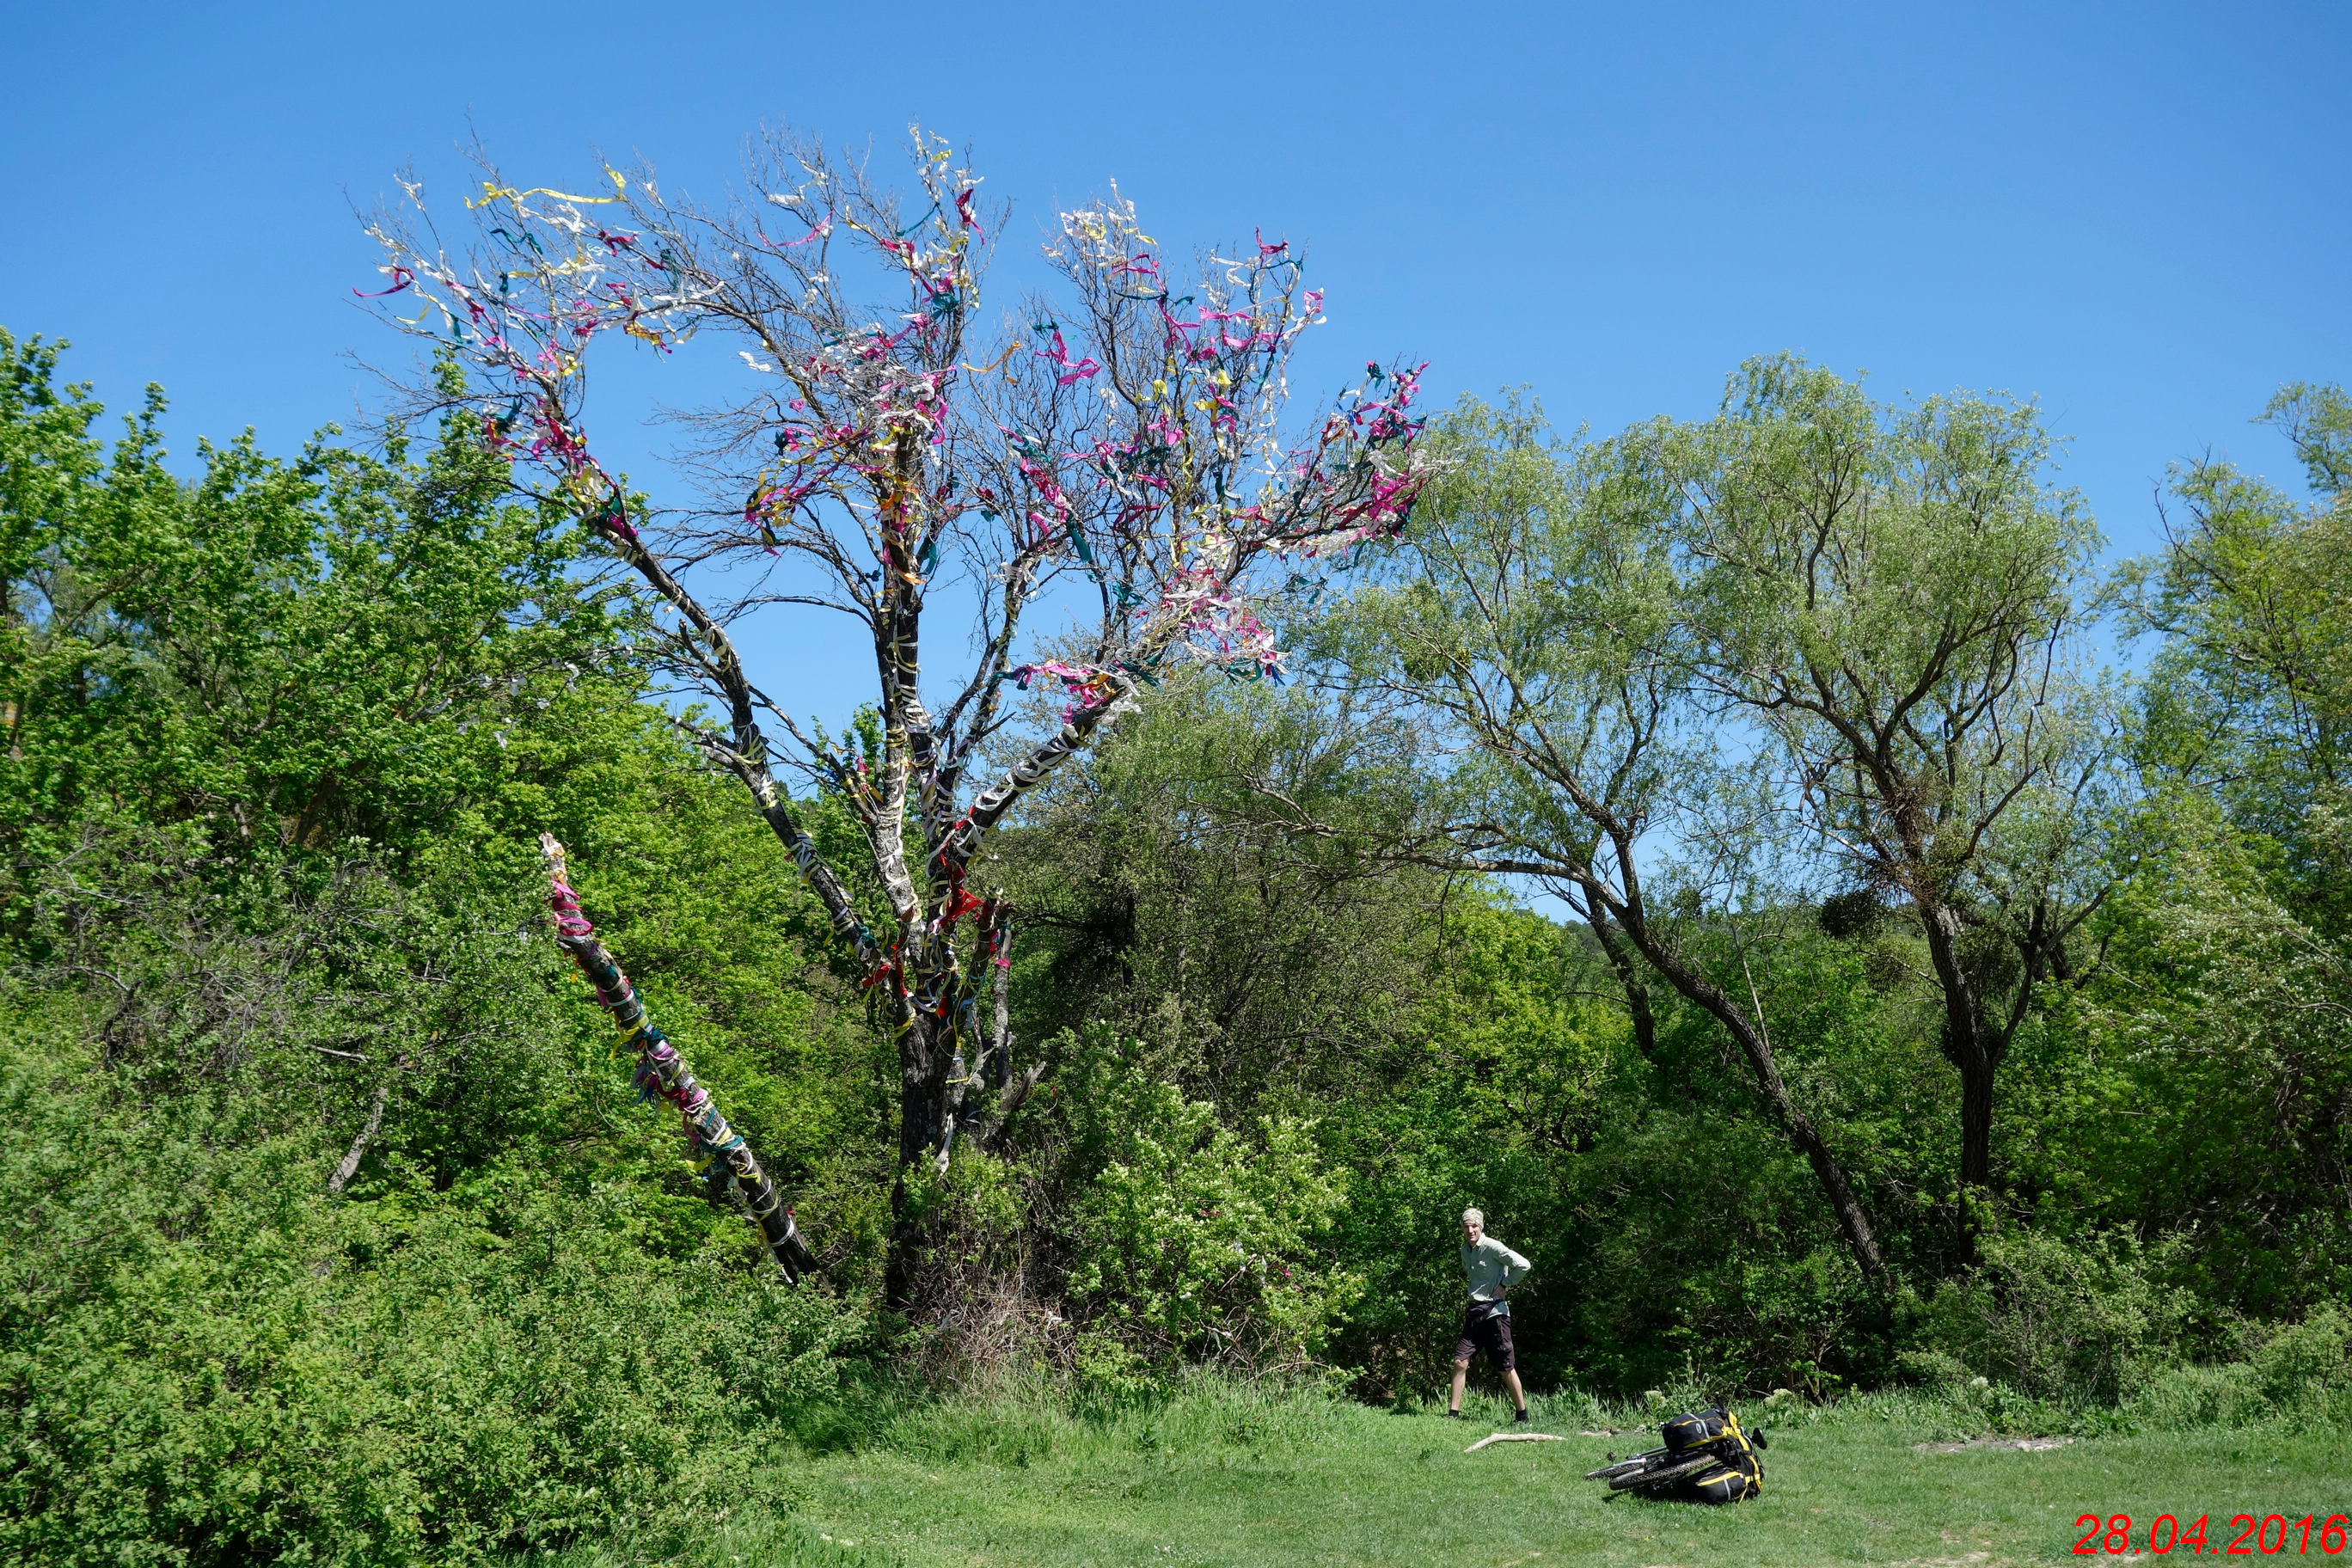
[885,1008,949,1310]
[1610,903,1888,1282]
[1958,1052,1995,1199]
[1920,902,2001,1194]
[884,904,1043,1308]
[328,1081,390,1196]
[1685,983,1886,1281]
[543,840,818,1282]
[1589,910,1657,1059]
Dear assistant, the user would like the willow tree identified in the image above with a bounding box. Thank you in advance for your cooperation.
[358,128,1428,1303]
[1668,358,2108,1205]
[1335,395,1891,1283]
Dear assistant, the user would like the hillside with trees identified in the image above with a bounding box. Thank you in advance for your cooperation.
[1,138,2346,1565]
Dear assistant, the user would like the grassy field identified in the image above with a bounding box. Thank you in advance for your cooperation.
[554,1388,2351,1568]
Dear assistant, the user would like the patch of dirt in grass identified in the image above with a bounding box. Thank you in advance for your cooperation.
[1910,1436,2075,1453]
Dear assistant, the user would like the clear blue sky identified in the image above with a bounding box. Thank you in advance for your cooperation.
[6,0,2346,710]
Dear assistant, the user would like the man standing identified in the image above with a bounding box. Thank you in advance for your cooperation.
[1450,1208,1531,1423]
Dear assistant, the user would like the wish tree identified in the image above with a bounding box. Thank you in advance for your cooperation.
[358,128,1429,1302]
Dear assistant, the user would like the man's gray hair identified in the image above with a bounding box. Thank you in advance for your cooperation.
[1462,1207,1484,1226]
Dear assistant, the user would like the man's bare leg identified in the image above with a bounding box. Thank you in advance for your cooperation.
[1449,1357,1470,1413]
[1504,1368,1528,1413]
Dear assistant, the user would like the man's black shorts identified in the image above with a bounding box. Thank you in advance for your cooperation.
[1454,1303,1516,1371]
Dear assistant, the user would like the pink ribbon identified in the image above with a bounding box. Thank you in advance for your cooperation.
[352,266,413,298]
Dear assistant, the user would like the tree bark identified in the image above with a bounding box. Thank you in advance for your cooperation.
[984,905,1012,1094]
[328,1081,389,1196]
[885,1010,945,1309]
[1589,910,1657,1060]
[1958,1053,1995,1202]
[888,903,1040,1306]
[1919,900,2004,1197]
[1608,903,1888,1282]
[933,900,1015,1176]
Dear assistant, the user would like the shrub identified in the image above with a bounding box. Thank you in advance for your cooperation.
[1896,1348,1970,1394]
[1061,1038,1360,1390]
[2249,1303,2351,1406]
[1922,1226,2194,1402]
[0,1001,859,1567]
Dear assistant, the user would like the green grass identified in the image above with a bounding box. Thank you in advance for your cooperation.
[554,1388,2352,1568]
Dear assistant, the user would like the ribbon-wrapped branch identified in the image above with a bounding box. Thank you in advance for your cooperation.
[541,833,817,1282]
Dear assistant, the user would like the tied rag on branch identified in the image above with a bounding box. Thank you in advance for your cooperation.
[542,833,821,1283]
[359,127,1430,1302]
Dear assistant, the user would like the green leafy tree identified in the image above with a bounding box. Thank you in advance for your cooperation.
[0,336,893,1560]
[1332,393,1891,1282]
[1,331,623,897]
[1002,669,1443,1109]
[2122,380,2352,898]
[2050,377,2352,1315]
[1663,355,2112,1206]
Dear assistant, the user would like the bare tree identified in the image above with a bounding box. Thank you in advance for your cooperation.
[358,127,1429,1304]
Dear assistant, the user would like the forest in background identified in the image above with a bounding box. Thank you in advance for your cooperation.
[3,294,2347,1566]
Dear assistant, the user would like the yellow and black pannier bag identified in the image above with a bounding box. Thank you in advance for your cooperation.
[1584,1406,1765,1504]
[1662,1409,1728,1450]
[1678,1407,1762,1503]
[1687,1424,1761,1503]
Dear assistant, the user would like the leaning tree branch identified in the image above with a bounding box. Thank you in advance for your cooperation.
[539,835,818,1281]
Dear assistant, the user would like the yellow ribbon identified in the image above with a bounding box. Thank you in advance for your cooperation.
[468,168,628,209]
[959,342,1021,376]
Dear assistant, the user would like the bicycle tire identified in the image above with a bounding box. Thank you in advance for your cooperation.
[1610,1454,1716,1491]
[1584,1445,1669,1481]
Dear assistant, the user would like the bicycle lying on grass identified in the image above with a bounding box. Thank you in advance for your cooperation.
[1584,1406,1769,1504]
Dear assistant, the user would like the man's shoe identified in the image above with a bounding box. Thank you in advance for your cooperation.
[1446,1409,1463,1419]
[1512,1408,1530,1424]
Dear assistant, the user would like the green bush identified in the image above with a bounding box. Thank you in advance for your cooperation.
[1921,1226,2195,1402]
[2249,1303,2351,1406]
[1059,1034,1359,1391]
[2119,1361,2270,1430]
[1894,1348,1970,1394]
[0,999,859,1567]
[2110,1306,2351,1431]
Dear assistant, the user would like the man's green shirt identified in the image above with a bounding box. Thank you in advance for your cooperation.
[1461,1234,1532,1313]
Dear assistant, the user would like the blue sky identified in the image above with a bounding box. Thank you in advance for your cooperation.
[6,0,2346,717]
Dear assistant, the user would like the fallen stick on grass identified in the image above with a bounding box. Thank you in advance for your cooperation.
[1465,1432,1568,1452]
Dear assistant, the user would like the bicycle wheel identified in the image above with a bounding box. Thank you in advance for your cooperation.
[1610,1454,1716,1491]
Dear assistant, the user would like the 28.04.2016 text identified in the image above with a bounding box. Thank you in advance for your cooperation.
[2075,1514,2350,1555]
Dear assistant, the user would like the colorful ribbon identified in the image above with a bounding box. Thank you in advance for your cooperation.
[544,841,816,1283]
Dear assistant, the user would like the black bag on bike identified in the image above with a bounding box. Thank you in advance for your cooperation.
[1662,1409,1727,1451]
